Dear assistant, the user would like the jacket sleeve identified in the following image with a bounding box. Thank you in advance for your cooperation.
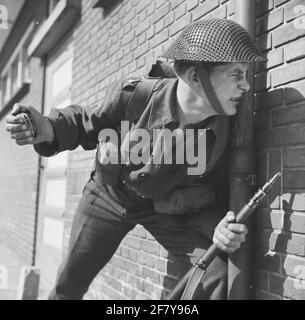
[33,80,130,157]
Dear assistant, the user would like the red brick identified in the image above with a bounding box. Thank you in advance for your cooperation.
[256,8,284,36]
[141,240,160,255]
[135,19,151,37]
[138,253,156,268]
[155,0,167,9]
[187,0,199,11]
[270,274,305,299]
[164,12,175,28]
[174,2,186,20]
[136,0,151,13]
[156,258,167,272]
[284,170,305,189]
[286,0,305,22]
[192,0,220,21]
[228,0,235,16]
[122,9,136,25]
[283,147,305,168]
[169,13,192,36]
[284,125,305,145]
[266,47,284,69]
[151,29,169,48]
[134,42,150,59]
[272,104,305,127]
[255,229,305,256]
[274,21,305,47]
[147,2,156,17]
[282,192,305,212]
[124,236,141,250]
[146,25,155,40]
[138,8,147,22]
[257,208,283,230]
[142,266,160,283]
[121,31,135,46]
[143,280,155,295]
[274,0,289,6]
[108,277,122,292]
[210,5,227,19]
[152,2,171,24]
[282,254,305,277]
[170,0,185,10]
[155,19,164,34]
[286,39,305,63]
[284,80,305,105]
[120,54,133,68]
[136,56,145,69]
[284,212,305,233]
[272,60,305,87]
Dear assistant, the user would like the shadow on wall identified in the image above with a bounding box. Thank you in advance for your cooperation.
[254,86,305,300]
[94,0,123,17]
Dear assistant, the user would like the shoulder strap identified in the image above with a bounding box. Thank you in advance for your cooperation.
[205,116,230,174]
[125,78,161,123]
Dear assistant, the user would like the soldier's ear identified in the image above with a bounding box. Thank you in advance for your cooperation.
[184,66,201,89]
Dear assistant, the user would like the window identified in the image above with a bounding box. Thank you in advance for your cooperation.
[0,22,33,110]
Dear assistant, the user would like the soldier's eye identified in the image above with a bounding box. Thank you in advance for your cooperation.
[232,72,244,81]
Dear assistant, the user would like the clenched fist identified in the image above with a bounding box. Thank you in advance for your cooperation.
[213,211,248,253]
[5,103,55,145]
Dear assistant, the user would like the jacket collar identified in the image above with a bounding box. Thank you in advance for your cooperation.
[148,78,179,130]
[147,78,229,136]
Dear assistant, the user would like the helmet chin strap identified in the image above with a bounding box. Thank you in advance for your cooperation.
[195,62,227,116]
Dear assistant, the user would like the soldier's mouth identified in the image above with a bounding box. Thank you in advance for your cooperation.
[231,97,242,103]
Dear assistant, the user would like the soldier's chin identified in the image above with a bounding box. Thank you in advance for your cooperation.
[222,103,237,116]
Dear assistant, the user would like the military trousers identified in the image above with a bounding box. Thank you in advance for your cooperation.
[48,178,227,300]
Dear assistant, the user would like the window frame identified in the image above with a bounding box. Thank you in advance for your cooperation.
[0,21,34,111]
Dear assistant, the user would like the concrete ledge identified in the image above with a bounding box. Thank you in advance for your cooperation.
[28,0,81,58]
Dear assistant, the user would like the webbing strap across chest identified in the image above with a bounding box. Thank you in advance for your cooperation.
[125,78,162,123]
[125,78,230,176]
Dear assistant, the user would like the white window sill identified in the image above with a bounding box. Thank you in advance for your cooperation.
[27,0,81,58]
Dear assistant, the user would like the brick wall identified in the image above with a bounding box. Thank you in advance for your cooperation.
[253,0,305,300]
[2,0,303,301]
[0,0,47,265]
[68,0,236,300]
[0,56,44,264]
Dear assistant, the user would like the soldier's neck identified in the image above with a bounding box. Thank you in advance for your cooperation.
[176,78,217,127]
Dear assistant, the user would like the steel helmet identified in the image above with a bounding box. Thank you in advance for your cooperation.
[162,18,266,115]
[162,18,266,63]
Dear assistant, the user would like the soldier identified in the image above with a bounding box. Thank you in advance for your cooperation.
[5,18,266,300]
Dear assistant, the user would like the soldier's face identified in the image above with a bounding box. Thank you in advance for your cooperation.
[209,62,250,115]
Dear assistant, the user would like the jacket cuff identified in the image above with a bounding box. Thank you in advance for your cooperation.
[33,117,59,157]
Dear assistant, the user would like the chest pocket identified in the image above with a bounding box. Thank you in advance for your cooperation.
[95,78,162,186]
